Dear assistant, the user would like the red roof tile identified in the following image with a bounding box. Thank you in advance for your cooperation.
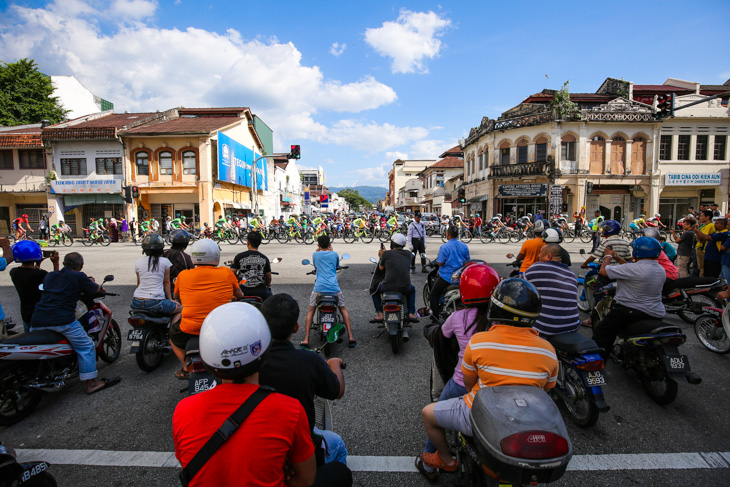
[0,133,42,148]
[439,145,463,158]
[633,84,692,92]
[0,125,42,135]
[122,117,242,135]
[178,107,249,117]
[427,157,464,169]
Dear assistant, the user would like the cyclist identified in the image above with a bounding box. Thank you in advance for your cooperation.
[87,217,102,242]
[12,214,33,241]
[138,218,151,237]
[351,215,366,236]
[214,215,227,238]
[629,214,648,233]
[178,215,192,231]
[589,210,605,253]
[50,219,72,242]
[169,216,183,231]
[171,239,243,379]
[386,212,398,231]
[248,214,264,232]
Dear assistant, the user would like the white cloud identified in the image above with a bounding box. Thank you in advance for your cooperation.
[385,151,408,160]
[351,163,391,183]
[0,1,424,153]
[110,0,157,19]
[329,42,346,57]
[409,139,453,159]
[365,9,451,74]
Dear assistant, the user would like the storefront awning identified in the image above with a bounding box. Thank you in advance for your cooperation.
[64,194,124,206]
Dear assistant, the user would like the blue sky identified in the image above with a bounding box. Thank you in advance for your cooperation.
[1,0,728,188]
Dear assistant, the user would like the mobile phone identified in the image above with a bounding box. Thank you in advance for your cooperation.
[42,250,54,258]
[380,242,385,250]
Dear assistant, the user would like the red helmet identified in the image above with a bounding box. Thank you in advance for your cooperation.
[22,214,28,219]
[460,264,500,305]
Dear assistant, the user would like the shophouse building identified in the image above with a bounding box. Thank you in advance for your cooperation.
[418,151,464,216]
[386,159,433,210]
[272,154,303,217]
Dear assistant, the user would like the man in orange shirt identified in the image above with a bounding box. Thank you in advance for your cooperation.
[418,278,558,474]
[512,220,546,274]
[171,239,243,379]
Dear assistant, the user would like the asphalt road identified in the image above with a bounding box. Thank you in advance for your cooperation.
[1,236,729,486]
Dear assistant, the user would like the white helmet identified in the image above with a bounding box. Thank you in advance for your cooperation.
[199,303,271,380]
[542,227,564,243]
[190,238,220,266]
[391,233,406,247]
[533,220,546,233]
[654,213,661,218]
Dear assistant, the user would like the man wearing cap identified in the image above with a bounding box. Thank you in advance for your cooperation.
[371,233,418,323]
[407,212,427,273]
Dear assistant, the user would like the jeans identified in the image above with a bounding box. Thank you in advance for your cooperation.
[722,265,730,284]
[592,303,657,358]
[31,320,97,381]
[372,284,416,315]
[424,377,468,453]
[315,427,348,465]
[429,277,451,318]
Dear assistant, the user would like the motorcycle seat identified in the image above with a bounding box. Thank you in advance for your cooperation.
[382,292,404,301]
[620,319,675,337]
[546,332,602,355]
[316,293,339,304]
[0,329,66,345]
[129,311,171,324]
[664,276,722,292]
[445,284,460,292]
[185,336,200,354]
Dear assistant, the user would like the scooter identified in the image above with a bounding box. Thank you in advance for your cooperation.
[662,276,725,324]
[456,385,573,486]
[127,310,172,372]
[423,259,486,321]
[577,249,601,313]
[183,336,216,396]
[0,276,121,425]
[369,256,411,354]
[693,299,730,354]
[301,254,350,357]
[0,442,57,487]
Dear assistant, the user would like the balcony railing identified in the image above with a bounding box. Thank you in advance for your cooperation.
[489,161,550,179]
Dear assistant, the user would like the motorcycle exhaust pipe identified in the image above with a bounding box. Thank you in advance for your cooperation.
[27,381,65,392]
[401,328,409,342]
[160,346,172,356]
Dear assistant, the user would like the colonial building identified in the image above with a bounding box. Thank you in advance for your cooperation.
[386,159,433,209]
[419,149,464,216]
[461,77,730,225]
[272,154,303,217]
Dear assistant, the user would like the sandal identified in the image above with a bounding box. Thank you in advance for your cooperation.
[421,451,458,472]
[348,339,357,348]
[299,341,310,349]
[88,377,121,395]
[415,454,439,481]
[175,369,189,380]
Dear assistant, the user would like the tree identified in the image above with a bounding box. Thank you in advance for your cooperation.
[0,58,67,126]
[551,80,580,120]
[337,189,373,209]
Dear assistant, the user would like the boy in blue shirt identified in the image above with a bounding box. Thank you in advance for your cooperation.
[302,235,356,348]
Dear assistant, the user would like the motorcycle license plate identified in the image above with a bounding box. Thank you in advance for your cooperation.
[586,371,606,386]
[190,376,217,395]
[664,354,689,373]
[127,329,144,341]
[321,314,335,324]
[387,313,400,322]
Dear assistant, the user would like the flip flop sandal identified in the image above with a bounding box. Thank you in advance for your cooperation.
[421,451,458,473]
[415,454,439,481]
[369,318,384,323]
[88,377,121,395]
[299,341,311,349]
[175,369,189,380]
[348,339,357,348]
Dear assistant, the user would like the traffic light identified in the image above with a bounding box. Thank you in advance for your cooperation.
[123,186,132,203]
[586,181,594,194]
[131,185,140,198]
[654,93,675,119]
[459,188,466,203]
[289,145,301,159]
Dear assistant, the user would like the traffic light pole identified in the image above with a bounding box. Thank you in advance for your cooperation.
[672,91,730,112]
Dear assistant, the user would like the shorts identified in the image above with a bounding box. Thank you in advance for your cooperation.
[169,318,197,349]
[11,223,19,230]
[309,291,345,307]
[629,223,639,231]
[433,397,473,437]
[131,297,178,314]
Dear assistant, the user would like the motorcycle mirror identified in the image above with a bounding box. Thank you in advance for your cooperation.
[301,259,311,265]
[38,284,44,291]
[341,254,350,260]
[103,275,114,282]
[416,307,430,318]
[506,253,514,259]
[224,261,233,266]
[369,257,378,263]
[271,257,282,264]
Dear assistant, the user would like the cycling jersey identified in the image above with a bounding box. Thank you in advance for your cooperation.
[139,221,151,231]
[352,218,365,228]
[170,219,182,229]
[215,219,226,228]
[312,217,323,226]
[249,218,261,228]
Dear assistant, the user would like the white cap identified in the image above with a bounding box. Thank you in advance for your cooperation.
[391,233,407,247]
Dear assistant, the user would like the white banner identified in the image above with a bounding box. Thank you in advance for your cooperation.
[50,178,122,194]
[665,173,721,186]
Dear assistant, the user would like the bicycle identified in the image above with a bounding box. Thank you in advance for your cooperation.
[80,228,110,246]
[48,231,74,247]
[343,225,374,243]
[213,227,239,245]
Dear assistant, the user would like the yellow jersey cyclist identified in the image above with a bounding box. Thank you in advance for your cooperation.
[629,214,648,232]
[352,216,366,233]
[386,213,399,230]
[248,215,264,231]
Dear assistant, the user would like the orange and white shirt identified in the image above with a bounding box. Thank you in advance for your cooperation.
[461,324,558,408]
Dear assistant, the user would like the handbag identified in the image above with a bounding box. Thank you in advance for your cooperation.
[179,385,274,486]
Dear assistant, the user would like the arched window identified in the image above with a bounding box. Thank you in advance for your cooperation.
[136,152,149,176]
[159,151,173,175]
[632,136,646,174]
[517,139,529,164]
[499,141,511,165]
[535,136,548,162]
[590,136,605,174]
[182,150,197,175]
[561,134,576,161]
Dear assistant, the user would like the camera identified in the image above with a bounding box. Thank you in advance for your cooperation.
[42,250,54,258]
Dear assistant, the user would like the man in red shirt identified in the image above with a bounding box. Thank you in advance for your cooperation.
[173,303,316,487]
[474,213,483,237]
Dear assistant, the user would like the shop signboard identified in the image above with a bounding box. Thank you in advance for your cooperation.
[498,184,547,197]
[49,178,121,194]
[304,187,310,205]
[665,173,721,186]
[217,132,268,190]
[549,185,563,216]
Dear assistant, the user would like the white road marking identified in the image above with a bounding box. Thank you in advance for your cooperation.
[14,449,730,472]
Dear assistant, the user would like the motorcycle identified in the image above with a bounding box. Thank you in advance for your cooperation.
[662,276,725,324]
[423,259,486,322]
[576,249,600,313]
[545,333,610,427]
[369,256,411,354]
[0,275,122,425]
[301,254,350,357]
[184,336,216,396]
[592,284,701,405]
[455,385,573,487]
[693,299,730,354]
[127,310,172,372]
[0,442,57,487]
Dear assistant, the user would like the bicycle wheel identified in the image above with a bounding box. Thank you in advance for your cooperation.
[81,237,92,246]
[497,230,510,244]
[101,234,111,246]
[580,230,593,243]
[441,230,448,243]
[226,231,238,245]
[62,234,74,247]
[361,229,374,244]
[564,229,576,243]
[479,231,494,244]
[343,230,355,244]
[509,231,521,243]
[48,236,58,247]
[261,229,273,244]
[378,230,390,243]
[460,230,472,244]
[303,230,314,245]
[276,229,289,244]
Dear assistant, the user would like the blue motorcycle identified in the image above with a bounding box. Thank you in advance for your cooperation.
[577,249,601,313]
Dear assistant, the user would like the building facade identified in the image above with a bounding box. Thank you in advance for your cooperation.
[419,154,464,216]
[386,159,433,210]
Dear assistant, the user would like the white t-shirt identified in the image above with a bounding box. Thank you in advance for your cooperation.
[134,256,172,299]
[606,259,666,318]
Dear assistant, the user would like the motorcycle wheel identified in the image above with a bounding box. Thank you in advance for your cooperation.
[580,230,594,243]
[497,230,510,244]
[276,231,289,244]
[135,328,166,371]
[677,293,717,324]
[577,282,592,313]
[361,230,374,244]
[342,231,355,244]
[694,314,730,354]
[63,235,74,247]
[562,367,600,427]
[0,365,42,426]
[423,282,430,308]
[390,331,401,354]
[638,350,678,405]
[99,319,122,363]
[460,230,472,244]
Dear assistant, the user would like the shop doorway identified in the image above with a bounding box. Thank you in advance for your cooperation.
[659,198,693,227]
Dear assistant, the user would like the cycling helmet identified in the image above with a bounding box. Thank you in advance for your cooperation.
[633,236,662,259]
[22,214,28,219]
[166,216,172,220]
[460,264,500,305]
[488,278,542,327]
[654,213,661,218]
[12,240,42,262]
[203,222,209,227]
[199,302,271,380]
[601,220,621,236]
[533,220,546,233]
[640,214,646,219]
[642,227,661,240]
[170,229,191,246]
[180,215,186,221]
[190,238,220,266]
[497,213,502,218]
[391,233,406,248]
[542,227,564,243]
[141,233,164,252]
[527,213,532,217]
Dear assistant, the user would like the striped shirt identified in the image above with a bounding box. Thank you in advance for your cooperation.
[523,261,582,335]
[592,235,632,263]
[461,325,558,408]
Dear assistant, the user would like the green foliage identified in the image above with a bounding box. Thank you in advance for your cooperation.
[337,188,373,209]
[0,58,67,126]
[551,80,580,120]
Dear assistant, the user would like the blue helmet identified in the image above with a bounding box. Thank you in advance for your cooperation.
[633,236,662,259]
[602,219,621,237]
[12,240,42,263]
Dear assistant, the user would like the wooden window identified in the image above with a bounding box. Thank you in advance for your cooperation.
[659,135,672,160]
[95,157,122,175]
[589,136,605,174]
[695,135,708,160]
[159,151,173,175]
[182,150,196,175]
[0,150,13,169]
[19,150,45,169]
[714,135,727,160]
[136,152,149,176]
[610,136,625,174]
[535,137,548,162]
[561,135,576,161]
[631,137,646,174]
[677,135,690,160]
[60,158,87,176]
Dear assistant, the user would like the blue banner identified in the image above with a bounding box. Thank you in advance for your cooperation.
[217,132,267,190]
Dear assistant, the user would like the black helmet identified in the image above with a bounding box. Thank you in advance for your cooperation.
[488,278,542,327]
[141,233,164,253]
[171,229,191,246]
